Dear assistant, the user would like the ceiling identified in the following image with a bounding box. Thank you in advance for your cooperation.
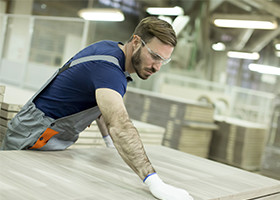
[6,0,280,54]
[209,0,280,54]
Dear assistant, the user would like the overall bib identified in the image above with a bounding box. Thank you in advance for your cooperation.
[1,55,131,150]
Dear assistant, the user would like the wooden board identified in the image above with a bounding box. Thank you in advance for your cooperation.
[0,109,17,120]
[1,102,22,112]
[0,146,279,200]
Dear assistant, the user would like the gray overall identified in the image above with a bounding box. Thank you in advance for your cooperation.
[1,55,131,150]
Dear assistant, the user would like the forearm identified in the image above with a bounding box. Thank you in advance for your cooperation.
[95,88,155,180]
[108,119,155,180]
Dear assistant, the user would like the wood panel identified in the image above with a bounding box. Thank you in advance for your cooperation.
[0,146,279,200]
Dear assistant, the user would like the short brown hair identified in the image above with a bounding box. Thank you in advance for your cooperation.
[129,16,177,47]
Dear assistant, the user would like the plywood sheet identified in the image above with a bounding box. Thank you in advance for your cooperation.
[0,146,279,200]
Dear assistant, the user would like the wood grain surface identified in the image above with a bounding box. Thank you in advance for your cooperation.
[0,146,280,200]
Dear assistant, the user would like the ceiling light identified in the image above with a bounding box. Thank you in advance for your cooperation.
[212,14,277,29]
[212,42,226,51]
[227,51,260,60]
[146,6,184,16]
[275,44,280,50]
[248,64,280,76]
[78,8,125,21]
[172,15,190,36]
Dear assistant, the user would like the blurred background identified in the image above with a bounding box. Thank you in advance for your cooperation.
[0,0,279,180]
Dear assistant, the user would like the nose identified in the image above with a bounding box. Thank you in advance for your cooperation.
[152,62,162,72]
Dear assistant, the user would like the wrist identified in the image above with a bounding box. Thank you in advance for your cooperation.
[143,172,157,183]
[144,173,164,188]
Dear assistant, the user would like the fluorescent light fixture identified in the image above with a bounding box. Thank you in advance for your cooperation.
[214,19,276,29]
[227,51,260,60]
[212,14,277,29]
[172,15,189,36]
[212,42,225,51]
[78,8,125,21]
[248,63,280,76]
[146,6,184,16]
[275,43,280,50]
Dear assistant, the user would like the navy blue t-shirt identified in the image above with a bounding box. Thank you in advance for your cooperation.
[34,40,128,119]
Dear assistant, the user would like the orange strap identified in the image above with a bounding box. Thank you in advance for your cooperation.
[29,128,59,150]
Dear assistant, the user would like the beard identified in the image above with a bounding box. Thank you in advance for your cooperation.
[131,47,150,80]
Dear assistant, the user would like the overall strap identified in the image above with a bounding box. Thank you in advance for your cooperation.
[58,55,133,82]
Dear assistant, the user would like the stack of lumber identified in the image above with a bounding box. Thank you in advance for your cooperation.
[0,101,23,145]
[124,88,217,158]
[209,117,268,171]
[71,120,165,149]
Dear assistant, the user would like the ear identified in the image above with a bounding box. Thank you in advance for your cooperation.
[132,35,141,50]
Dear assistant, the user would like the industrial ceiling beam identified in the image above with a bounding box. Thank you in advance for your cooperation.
[246,27,280,52]
[243,0,280,19]
[232,29,254,50]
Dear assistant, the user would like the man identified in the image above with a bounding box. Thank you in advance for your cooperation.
[1,17,193,200]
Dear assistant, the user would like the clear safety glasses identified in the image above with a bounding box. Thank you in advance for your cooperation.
[140,39,171,65]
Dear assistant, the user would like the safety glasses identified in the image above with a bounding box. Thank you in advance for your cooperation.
[140,39,171,65]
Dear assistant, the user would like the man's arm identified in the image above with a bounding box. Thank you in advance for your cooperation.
[96,88,193,200]
[96,88,155,180]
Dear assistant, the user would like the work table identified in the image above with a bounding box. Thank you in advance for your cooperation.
[0,146,279,200]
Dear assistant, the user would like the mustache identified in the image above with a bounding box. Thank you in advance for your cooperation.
[145,67,156,73]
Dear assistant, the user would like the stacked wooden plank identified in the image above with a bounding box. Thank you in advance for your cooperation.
[124,88,216,158]
[71,120,166,149]
[209,117,268,171]
[0,102,23,145]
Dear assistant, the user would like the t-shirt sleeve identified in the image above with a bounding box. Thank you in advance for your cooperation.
[89,61,127,97]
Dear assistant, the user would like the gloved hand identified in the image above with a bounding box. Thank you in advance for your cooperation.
[103,135,115,148]
[144,173,193,200]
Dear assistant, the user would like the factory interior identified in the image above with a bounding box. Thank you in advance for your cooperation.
[0,0,280,199]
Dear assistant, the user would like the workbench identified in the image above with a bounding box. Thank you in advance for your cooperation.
[1,146,280,200]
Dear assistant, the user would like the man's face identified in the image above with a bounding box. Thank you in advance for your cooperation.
[131,37,174,80]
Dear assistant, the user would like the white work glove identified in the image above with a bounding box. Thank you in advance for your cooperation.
[103,135,115,148]
[144,173,193,200]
